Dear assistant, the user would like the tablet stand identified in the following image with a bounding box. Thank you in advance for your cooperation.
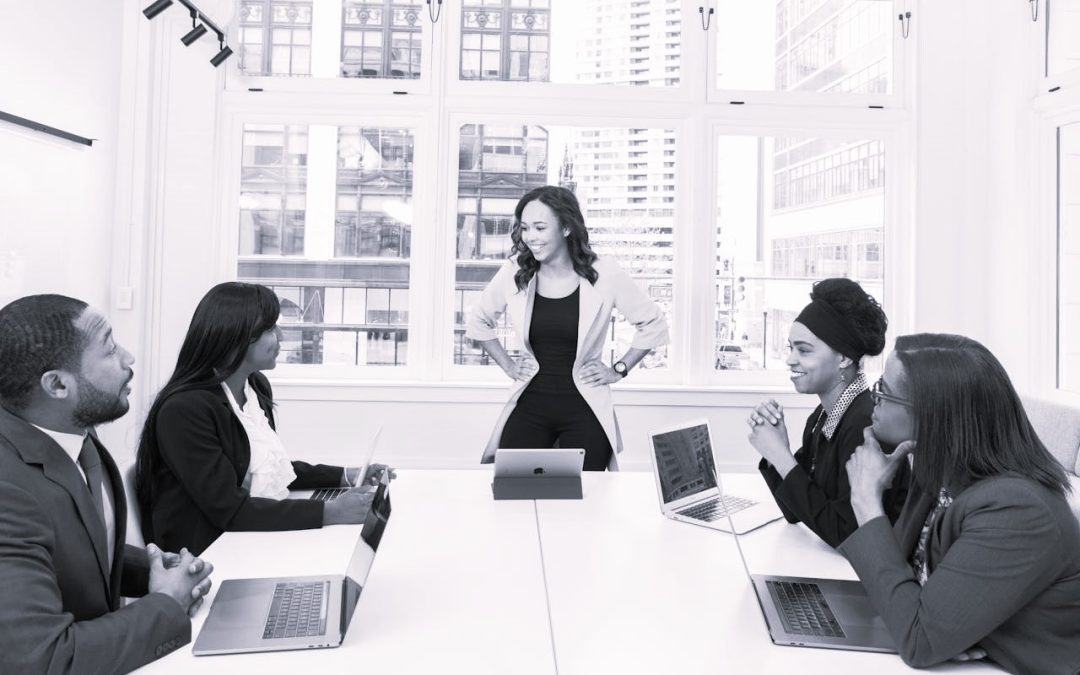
[492,475,583,500]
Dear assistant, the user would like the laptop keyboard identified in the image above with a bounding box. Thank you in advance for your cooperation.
[766,580,846,639]
[676,495,755,522]
[309,487,348,502]
[262,581,329,640]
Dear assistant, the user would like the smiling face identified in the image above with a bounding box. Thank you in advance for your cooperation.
[71,308,135,427]
[870,354,915,446]
[785,321,848,396]
[518,199,570,265]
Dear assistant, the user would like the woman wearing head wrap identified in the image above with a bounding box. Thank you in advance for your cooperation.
[746,278,909,547]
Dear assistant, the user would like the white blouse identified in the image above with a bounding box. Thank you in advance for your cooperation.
[221,381,297,499]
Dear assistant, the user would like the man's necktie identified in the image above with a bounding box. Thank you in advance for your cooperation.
[78,435,108,530]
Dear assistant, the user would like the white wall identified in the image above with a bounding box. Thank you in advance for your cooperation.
[0,0,124,310]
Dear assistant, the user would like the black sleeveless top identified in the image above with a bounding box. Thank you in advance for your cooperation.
[526,288,579,395]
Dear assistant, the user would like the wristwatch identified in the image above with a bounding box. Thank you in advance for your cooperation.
[613,361,629,378]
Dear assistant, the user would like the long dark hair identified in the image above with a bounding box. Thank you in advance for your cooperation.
[895,333,1070,495]
[510,185,598,291]
[135,282,280,532]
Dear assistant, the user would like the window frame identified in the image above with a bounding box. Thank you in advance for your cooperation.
[209,1,916,392]
[705,0,913,109]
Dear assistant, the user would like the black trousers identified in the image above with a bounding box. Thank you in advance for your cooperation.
[499,388,613,471]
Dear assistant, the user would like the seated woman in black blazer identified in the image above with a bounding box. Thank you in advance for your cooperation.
[136,282,393,555]
[747,278,909,547]
[843,334,1080,673]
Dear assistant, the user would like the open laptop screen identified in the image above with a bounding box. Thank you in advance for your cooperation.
[650,422,719,505]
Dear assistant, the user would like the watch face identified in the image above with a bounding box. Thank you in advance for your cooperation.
[614,361,627,375]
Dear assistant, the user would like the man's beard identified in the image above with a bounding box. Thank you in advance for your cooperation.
[72,374,130,428]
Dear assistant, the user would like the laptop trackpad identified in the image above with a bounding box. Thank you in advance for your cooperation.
[826,586,886,629]
[209,581,276,628]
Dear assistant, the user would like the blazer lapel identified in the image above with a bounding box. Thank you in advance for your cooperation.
[576,278,604,359]
[509,275,537,354]
[0,407,113,589]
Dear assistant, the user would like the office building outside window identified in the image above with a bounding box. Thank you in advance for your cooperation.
[238,1,313,76]
[715,134,886,372]
[716,0,893,93]
[238,124,416,367]
[341,0,423,79]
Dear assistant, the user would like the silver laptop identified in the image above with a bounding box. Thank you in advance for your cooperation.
[647,418,782,534]
[291,425,383,502]
[720,476,896,652]
[493,447,585,479]
[193,473,392,656]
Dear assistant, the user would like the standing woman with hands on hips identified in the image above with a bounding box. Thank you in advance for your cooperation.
[466,186,669,471]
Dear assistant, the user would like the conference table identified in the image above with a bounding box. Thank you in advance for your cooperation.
[140,470,1000,674]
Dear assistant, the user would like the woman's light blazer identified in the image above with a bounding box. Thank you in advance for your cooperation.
[465,256,669,469]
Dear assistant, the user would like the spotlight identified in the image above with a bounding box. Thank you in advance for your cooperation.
[142,0,173,19]
[210,43,234,67]
[181,23,208,45]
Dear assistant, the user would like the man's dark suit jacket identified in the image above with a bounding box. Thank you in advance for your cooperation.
[142,372,343,555]
[840,475,1080,675]
[0,405,190,675]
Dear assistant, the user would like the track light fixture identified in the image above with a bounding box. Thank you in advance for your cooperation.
[143,0,173,19]
[181,10,208,46]
[144,0,232,67]
[210,42,234,67]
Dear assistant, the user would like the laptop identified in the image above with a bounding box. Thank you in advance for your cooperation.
[290,425,383,502]
[647,418,782,534]
[720,475,896,652]
[193,472,392,656]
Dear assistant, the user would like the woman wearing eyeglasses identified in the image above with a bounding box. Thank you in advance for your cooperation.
[747,278,910,547]
[841,335,1080,673]
[135,282,394,556]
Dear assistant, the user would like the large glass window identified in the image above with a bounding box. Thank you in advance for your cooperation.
[1047,0,1080,77]
[716,0,894,94]
[454,123,675,369]
[238,124,415,367]
[237,0,425,79]
[238,1,313,76]
[460,0,681,87]
[1060,122,1080,392]
[714,135,885,371]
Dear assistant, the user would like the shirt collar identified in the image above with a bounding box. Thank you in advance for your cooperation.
[30,423,87,465]
[821,372,868,440]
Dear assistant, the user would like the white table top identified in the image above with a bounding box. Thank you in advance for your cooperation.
[536,471,1000,675]
[138,469,1001,674]
[139,469,556,674]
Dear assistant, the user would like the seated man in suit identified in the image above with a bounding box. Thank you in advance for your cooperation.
[0,294,215,674]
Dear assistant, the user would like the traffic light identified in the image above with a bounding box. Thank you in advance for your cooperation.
[736,276,746,302]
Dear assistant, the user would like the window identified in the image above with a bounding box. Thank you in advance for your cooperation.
[215,0,910,385]
[715,134,886,371]
[1060,122,1080,392]
[237,123,416,366]
[454,124,675,370]
[342,0,423,79]
[460,0,680,87]
[238,1,313,76]
[236,0,427,79]
[715,0,894,95]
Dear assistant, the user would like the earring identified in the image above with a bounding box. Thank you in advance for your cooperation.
[839,371,846,384]
[563,231,569,237]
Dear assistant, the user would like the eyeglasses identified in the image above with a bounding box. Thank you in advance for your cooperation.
[870,378,911,407]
